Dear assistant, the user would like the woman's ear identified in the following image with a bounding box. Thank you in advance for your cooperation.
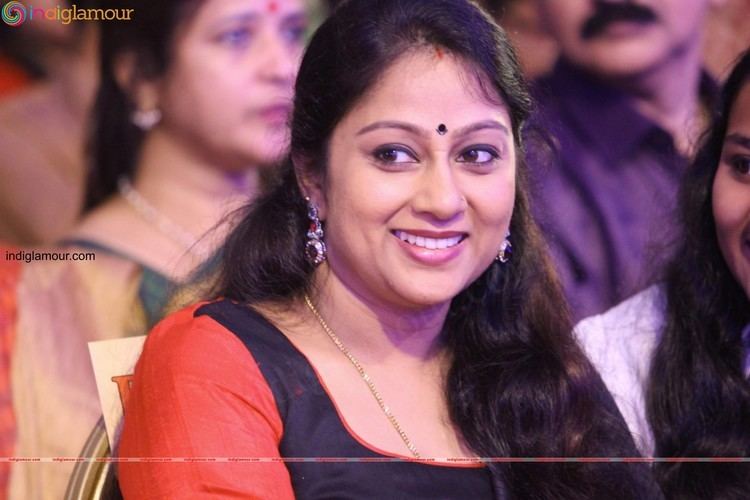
[293,154,328,220]
[113,51,161,113]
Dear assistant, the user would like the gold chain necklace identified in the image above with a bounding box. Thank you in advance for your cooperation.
[303,294,421,458]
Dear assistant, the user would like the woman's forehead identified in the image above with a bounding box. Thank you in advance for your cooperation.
[345,49,510,126]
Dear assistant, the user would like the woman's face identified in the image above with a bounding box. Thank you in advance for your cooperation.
[713,81,750,299]
[158,0,308,169]
[309,49,516,312]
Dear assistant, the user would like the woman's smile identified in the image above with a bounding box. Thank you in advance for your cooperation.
[392,229,468,265]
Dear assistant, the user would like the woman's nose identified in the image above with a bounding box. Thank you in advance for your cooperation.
[257,32,298,85]
[411,162,466,221]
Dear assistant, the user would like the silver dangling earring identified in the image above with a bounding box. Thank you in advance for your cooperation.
[496,231,512,263]
[131,108,162,131]
[304,197,327,266]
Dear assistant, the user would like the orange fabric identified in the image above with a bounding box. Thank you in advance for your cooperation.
[118,304,295,500]
[0,57,30,99]
[0,248,22,499]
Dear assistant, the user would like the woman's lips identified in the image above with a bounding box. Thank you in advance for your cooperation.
[392,229,467,265]
[257,103,291,124]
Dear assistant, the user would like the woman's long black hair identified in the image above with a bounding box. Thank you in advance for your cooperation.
[216,1,660,497]
[84,0,203,211]
[646,51,750,499]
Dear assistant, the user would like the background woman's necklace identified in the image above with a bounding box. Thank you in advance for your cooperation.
[118,177,203,260]
[304,294,421,458]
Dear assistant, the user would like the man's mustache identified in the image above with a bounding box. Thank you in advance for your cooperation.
[581,2,658,40]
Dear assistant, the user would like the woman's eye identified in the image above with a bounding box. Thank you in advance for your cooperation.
[456,147,500,165]
[373,147,417,164]
[217,27,253,47]
[730,155,750,175]
[282,23,308,44]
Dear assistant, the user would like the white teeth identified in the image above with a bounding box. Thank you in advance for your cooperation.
[394,231,463,250]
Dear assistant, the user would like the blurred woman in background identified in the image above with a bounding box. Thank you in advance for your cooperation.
[577,50,750,498]
[0,0,310,498]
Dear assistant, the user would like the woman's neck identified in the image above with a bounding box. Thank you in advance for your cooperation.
[611,35,706,156]
[71,128,260,280]
[305,267,450,367]
[132,128,259,243]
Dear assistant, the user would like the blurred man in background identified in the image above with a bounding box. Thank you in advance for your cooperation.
[529,0,723,320]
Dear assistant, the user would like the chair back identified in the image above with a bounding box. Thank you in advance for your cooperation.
[64,418,122,500]
[65,335,147,499]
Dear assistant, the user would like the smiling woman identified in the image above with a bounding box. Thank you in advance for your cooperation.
[714,81,750,298]
[118,1,662,498]
[575,50,750,498]
[314,51,516,311]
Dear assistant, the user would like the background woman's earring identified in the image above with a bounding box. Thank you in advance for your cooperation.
[305,197,327,266]
[131,108,162,131]
[496,232,512,263]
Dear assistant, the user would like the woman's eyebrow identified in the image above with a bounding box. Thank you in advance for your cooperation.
[453,120,509,139]
[210,11,260,30]
[725,132,750,149]
[281,12,308,24]
[356,119,509,138]
[356,121,426,137]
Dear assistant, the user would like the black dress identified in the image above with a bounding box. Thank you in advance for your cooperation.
[195,300,497,500]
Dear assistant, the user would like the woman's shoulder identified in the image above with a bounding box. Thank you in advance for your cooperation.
[139,300,313,423]
[574,285,666,456]
[119,302,289,498]
[142,299,297,374]
[575,285,666,360]
[141,301,245,363]
[136,301,284,416]
[573,285,665,385]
